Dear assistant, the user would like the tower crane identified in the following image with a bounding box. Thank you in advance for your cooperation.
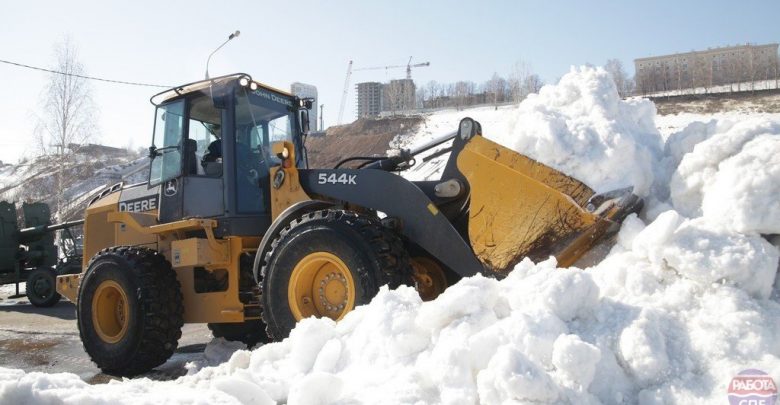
[336,57,430,125]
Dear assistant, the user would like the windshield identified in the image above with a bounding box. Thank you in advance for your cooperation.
[236,87,295,165]
[235,87,296,213]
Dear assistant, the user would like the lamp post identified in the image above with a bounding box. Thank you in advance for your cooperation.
[319,104,324,131]
[205,30,240,80]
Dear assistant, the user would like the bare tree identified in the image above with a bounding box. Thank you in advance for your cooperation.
[772,55,780,89]
[485,72,506,109]
[382,81,403,115]
[692,54,712,94]
[523,74,544,95]
[452,81,474,109]
[33,38,97,220]
[424,80,441,108]
[508,60,532,103]
[725,55,741,92]
[415,85,427,109]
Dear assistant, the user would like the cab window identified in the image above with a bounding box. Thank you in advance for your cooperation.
[187,94,222,176]
[149,100,184,186]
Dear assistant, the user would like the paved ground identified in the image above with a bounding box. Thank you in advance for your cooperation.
[0,284,214,383]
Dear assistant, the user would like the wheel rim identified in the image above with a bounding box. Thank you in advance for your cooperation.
[92,280,129,344]
[410,257,448,301]
[31,273,52,298]
[288,252,355,321]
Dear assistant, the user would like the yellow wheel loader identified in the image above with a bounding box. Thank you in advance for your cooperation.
[56,73,642,376]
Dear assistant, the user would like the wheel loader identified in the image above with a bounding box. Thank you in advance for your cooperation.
[56,73,642,376]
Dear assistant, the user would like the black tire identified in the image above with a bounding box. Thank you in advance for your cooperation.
[207,320,271,347]
[77,247,183,377]
[26,267,61,307]
[261,209,410,340]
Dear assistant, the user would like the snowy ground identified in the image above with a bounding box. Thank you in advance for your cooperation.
[1,66,778,404]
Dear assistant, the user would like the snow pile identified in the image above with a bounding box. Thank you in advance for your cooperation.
[488,67,663,196]
[402,67,664,197]
[2,66,780,404]
[667,119,780,233]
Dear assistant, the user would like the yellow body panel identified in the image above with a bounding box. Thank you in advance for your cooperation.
[270,141,310,220]
[81,192,121,270]
[457,136,605,273]
[170,238,228,268]
[57,193,261,324]
[173,236,260,323]
[56,273,80,303]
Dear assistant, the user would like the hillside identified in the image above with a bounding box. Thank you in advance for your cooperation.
[0,144,146,221]
[649,88,780,115]
[306,116,423,168]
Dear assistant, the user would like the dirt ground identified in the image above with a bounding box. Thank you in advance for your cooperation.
[0,284,213,383]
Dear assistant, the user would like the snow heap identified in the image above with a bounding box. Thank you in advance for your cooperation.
[487,67,663,197]
[666,119,780,234]
[1,67,779,404]
[402,67,664,197]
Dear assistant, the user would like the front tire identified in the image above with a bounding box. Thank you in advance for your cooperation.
[77,247,183,376]
[26,267,61,307]
[261,209,410,340]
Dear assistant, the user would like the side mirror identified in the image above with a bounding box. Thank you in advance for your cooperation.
[299,110,310,134]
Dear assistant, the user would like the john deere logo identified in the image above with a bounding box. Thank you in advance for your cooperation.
[728,369,777,405]
[164,179,178,197]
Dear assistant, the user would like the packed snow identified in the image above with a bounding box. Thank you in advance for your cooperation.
[1,66,779,404]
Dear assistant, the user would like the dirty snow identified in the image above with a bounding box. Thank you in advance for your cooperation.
[1,66,779,404]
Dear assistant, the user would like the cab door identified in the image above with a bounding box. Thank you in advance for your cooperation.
[149,95,227,225]
[149,99,185,223]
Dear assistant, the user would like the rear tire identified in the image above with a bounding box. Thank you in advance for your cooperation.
[77,247,183,377]
[26,267,61,307]
[261,209,410,340]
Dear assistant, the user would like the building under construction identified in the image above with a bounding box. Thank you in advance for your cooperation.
[355,79,417,118]
[356,82,383,118]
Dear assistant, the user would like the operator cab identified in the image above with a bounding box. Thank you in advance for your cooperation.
[147,74,310,236]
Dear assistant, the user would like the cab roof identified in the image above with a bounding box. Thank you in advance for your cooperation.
[149,73,294,106]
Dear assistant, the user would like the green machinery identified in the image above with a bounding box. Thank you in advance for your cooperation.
[0,201,83,307]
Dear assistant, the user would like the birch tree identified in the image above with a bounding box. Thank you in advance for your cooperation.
[508,60,531,103]
[34,38,97,220]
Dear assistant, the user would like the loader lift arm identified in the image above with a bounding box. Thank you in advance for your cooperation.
[297,118,643,276]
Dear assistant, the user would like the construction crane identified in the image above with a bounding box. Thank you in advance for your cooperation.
[336,57,431,125]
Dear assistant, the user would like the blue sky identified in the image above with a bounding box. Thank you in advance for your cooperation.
[0,0,778,164]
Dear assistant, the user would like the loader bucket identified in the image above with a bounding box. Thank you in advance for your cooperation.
[456,136,642,274]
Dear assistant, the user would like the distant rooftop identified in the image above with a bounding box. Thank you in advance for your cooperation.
[635,42,779,63]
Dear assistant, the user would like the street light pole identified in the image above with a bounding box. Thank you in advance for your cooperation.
[319,104,324,131]
[205,30,240,80]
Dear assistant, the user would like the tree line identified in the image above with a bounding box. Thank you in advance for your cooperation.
[414,61,545,110]
[635,46,780,95]
[410,58,638,111]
